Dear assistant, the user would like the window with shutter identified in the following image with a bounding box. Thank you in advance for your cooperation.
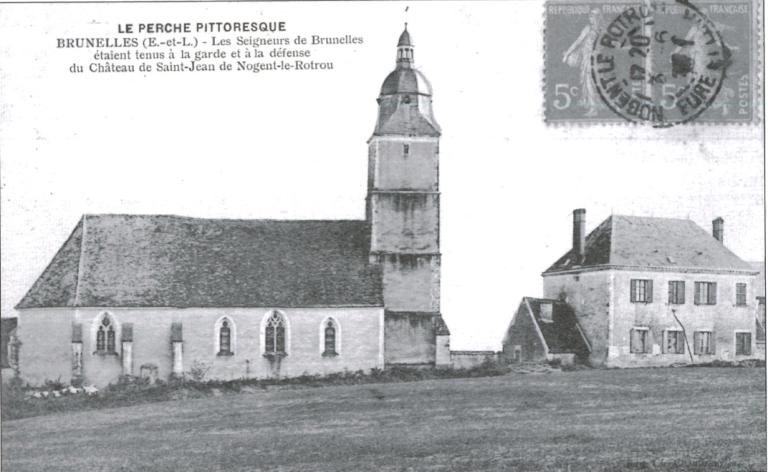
[668,281,685,304]
[694,331,713,355]
[694,282,717,305]
[736,332,752,355]
[630,280,653,303]
[736,283,747,306]
[665,330,685,354]
[630,328,649,354]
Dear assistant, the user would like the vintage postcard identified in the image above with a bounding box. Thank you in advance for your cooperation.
[0,1,764,471]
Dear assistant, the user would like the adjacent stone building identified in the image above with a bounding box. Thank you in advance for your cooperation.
[540,209,759,367]
[14,26,451,387]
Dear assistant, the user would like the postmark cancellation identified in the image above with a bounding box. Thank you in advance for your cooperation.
[544,0,761,126]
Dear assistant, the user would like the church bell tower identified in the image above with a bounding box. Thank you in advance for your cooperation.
[367,25,449,366]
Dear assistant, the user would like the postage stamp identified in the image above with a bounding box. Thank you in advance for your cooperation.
[544,0,760,126]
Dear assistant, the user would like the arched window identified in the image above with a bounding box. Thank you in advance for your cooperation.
[220,320,231,354]
[319,317,341,357]
[215,317,236,356]
[264,311,286,354]
[323,320,337,356]
[96,314,116,353]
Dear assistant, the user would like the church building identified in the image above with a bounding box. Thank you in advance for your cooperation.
[15,26,451,387]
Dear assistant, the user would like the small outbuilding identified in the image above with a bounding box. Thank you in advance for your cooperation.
[501,298,590,365]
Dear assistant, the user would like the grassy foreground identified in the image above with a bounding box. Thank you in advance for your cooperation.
[2,367,765,471]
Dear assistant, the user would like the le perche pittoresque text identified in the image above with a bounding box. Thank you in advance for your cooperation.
[57,21,364,74]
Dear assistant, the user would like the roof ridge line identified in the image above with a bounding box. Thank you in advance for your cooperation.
[79,214,367,223]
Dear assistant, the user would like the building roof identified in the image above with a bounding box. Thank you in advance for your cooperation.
[521,298,590,354]
[545,215,755,275]
[397,26,412,47]
[17,215,384,309]
[380,68,433,96]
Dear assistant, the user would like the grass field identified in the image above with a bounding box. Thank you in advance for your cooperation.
[2,367,765,471]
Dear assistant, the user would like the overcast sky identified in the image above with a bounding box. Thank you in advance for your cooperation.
[1,1,763,350]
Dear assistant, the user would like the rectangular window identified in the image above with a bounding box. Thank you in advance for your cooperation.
[694,282,717,305]
[693,331,714,355]
[665,330,685,354]
[736,283,747,306]
[735,332,752,356]
[403,144,409,156]
[630,279,653,303]
[668,281,686,305]
[630,328,649,354]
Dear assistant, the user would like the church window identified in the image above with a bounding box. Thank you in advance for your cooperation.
[265,311,287,355]
[215,317,236,356]
[322,318,339,357]
[219,320,231,355]
[96,314,116,354]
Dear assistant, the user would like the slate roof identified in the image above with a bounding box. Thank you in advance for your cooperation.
[523,298,590,354]
[545,215,755,274]
[17,215,384,309]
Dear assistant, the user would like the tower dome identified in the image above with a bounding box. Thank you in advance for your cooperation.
[372,25,440,137]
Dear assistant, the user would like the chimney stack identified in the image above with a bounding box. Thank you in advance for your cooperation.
[712,217,724,243]
[573,209,586,263]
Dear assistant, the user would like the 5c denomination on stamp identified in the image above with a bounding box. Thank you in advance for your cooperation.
[544,0,759,126]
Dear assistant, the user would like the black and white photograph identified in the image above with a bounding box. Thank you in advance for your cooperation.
[0,1,764,470]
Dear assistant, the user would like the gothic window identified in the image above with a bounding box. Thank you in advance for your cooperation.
[265,312,286,355]
[96,314,116,353]
[322,318,339,357]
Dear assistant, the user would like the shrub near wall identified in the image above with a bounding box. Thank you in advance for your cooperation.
[2,362,511,421]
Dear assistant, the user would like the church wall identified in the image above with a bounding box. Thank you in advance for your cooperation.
[17,309,74,387]
[384,312,436,365]
[18,306,384,387]
[369,138,439,190]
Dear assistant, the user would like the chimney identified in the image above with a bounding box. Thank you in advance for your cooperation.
[712,217,724,243]
[573,209,586,263]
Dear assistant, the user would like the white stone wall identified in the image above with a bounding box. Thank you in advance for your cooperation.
[17,306,384,387]
[544,269,758,367]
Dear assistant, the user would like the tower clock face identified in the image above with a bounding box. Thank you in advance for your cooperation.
[402,95,411,104]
